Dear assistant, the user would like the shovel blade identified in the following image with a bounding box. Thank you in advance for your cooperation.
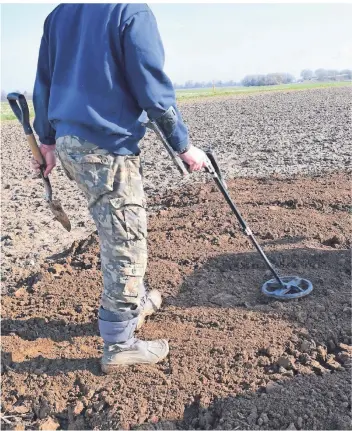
[49,200,71,232]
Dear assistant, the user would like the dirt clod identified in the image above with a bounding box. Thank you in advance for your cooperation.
[266,382,281,394]
[38,417,60,430]
[316,345,327,362]
[296,416,303,429]
[277,356,293,369]
[323,235,343,248]
[14,287,26,298]
[340,343,352,353]
[68,401,84,418]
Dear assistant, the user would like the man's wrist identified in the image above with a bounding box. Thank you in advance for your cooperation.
[39,136,56,146]
[176,142,192,155]
[41,143,56,150]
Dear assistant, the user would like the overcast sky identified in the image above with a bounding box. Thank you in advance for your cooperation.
[1,3,351,92]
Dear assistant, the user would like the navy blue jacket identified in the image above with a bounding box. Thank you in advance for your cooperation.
[33,3,189,155]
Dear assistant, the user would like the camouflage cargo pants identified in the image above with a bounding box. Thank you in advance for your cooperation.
[56,136,147,319]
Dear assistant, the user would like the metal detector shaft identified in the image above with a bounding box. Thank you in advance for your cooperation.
[205,159,285,288]
[146,121,189,177]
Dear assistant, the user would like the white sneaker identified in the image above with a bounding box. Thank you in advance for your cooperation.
[101,338,169,373]
[137,289,162,330]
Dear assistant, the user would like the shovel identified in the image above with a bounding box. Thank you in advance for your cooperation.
[7,93,71,232]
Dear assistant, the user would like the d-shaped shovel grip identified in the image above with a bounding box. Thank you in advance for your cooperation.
[7,93,33,135]
[7,92,52,201]
[7,93,45,165]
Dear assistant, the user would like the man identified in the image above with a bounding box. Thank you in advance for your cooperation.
[32,3,207,373]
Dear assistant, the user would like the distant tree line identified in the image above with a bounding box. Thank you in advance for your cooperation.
[241,73,295,87]
[1,90,32,101]
[300,68,352,81]
[173,68,351,89]
[241,68,352,87]
[2,68,351,98]
[173,80,238,89]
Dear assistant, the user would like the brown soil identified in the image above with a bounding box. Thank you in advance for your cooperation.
[2,87,351,286]
[1,172,351,430]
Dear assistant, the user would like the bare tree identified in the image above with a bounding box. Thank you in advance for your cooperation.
[315,69,328,81]
[300,69,313,80]
[340,69,352,79]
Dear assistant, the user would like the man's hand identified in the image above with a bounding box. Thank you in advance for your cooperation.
[179,145,208,172]
[31,144,56,178]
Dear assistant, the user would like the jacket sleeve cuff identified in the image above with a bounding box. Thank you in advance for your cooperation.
[172,138,191,154]
[154,106,190,153]
[40,136,56,145]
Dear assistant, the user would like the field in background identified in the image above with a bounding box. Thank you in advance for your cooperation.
[1,101,34,121]
[1,81,350,121]
[175,81,351,100]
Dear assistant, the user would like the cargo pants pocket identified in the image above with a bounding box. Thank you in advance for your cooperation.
[110,198,147,242]
[71,153,118,198]
[117,261,146,301]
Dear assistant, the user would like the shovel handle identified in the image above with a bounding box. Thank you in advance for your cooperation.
[27,134,45,165]
[7,92,53,201]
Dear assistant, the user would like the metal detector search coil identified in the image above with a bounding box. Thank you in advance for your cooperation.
[262,276,313,299]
